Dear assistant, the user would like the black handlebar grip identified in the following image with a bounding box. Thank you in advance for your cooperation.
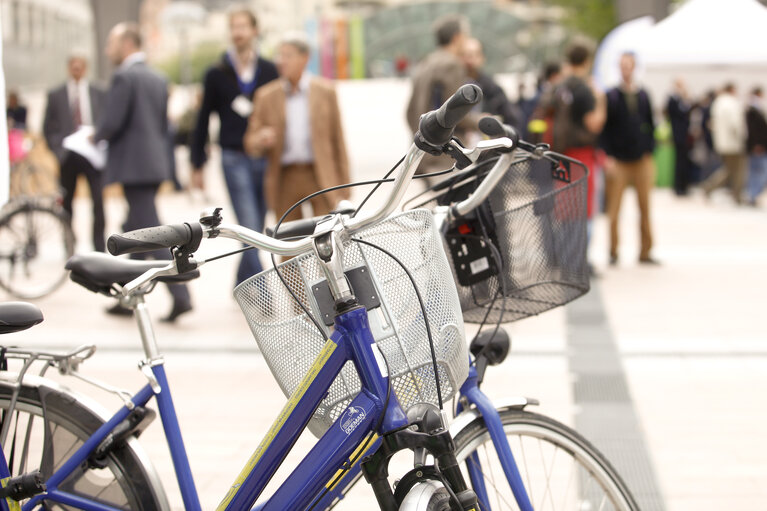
[478,116,520,150]
[436,83,483,129]
[417,84,483,150]
[107,223,194,256]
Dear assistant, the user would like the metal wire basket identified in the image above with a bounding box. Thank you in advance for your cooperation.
[234,209,467,437]
[439,152,590,324]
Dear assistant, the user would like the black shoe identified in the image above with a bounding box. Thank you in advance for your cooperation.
[609,254,618,266]
[639,256,661,266]
[161,302,193,323]
[106,304,133,317]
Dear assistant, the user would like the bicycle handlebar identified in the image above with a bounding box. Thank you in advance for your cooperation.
[107,223,200,256]
[114,85,491,292]
[478,116,520,148]
[417,84,482,149]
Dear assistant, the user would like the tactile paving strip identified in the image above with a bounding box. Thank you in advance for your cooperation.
[566,284,666,511]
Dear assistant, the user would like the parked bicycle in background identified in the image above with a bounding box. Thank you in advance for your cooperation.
[0,130,74,300]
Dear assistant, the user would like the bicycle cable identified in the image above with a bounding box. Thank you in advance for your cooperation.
[266,159,460,340]
[350,237,443,410]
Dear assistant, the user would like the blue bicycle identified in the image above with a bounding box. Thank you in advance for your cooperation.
[0,85,637,511]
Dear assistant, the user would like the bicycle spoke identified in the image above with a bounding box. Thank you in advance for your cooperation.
[516,433,534,508]
[561,450,576,509]
[466,450,518,510]
[480,443,503,510]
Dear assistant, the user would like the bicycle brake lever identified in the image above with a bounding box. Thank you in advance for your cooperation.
[122,263,178,297]
[447,137,515,165]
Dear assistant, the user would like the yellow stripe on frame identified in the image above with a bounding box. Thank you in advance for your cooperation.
[324,433,379,491]
[217,339,337,511]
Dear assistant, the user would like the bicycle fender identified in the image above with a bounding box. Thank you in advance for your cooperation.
[448,397,538,439]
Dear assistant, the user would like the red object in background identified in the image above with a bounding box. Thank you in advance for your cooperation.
[395,55,409,76]
[563,146,601,219]
[8,129,27,164]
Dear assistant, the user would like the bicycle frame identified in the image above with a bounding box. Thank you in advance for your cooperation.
[455,366,534,511]
[310,363,538,511]
[0,303,408,511]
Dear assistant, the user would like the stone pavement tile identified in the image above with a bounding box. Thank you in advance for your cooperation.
[624,356,767,510]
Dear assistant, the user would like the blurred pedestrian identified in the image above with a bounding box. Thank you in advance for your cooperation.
[745,86,767,206]
[689,90,719,181]
[190,5,278,285]
[43,55,106,252]
[462,37,521,129]
[539,43,605,249]
[702,83,747,204]
[406,15,477,181]
[95,22,192,322]
[526,61,562,142]
[244,32,349,223]
[515,82,536,132]
[666,78,693,196]
[6,91,26,130]
[602,52,658,266]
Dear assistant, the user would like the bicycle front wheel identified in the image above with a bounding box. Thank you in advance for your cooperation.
[0,202,74,299]
[0,377,168,510]
[453,409,639,511]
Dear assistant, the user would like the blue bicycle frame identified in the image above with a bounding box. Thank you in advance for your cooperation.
[2,305,408,511]
[312,364,537,511]
[455,366,534,511]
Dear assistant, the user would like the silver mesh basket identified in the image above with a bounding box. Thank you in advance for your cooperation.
[440,154,589,324]
[234,209,467,437]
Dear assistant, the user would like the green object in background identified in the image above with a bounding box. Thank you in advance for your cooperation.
[653,120,675,188]
[349,16,365,79]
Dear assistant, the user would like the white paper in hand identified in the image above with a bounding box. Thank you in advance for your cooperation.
[63,126,108,170]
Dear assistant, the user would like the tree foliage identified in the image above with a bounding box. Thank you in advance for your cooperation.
[155,41,226,84]
[548,0,617,41]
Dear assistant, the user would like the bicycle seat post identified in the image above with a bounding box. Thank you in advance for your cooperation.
[128,293,162,362]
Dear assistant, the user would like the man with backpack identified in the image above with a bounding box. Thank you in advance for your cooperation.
[537,42,606,272]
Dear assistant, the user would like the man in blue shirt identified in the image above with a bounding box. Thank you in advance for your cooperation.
[190,7,278,285]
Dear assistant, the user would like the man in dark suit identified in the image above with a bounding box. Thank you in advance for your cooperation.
[96,22,192,321]
[43,56,106,252]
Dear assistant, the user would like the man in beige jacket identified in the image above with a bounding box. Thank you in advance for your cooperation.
[244,33,349,222]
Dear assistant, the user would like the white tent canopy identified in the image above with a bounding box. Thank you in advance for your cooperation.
[595,0,767,103]
[641,0,767,66]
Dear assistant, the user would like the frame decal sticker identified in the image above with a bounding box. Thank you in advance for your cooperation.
[339,406,367,435]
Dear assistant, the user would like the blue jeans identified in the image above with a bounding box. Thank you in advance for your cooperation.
[748,154,767,202]
[221,149,267,284]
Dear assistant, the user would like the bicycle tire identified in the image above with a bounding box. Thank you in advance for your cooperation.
[0,201,74,299]
[453,409,639,511]
[0,376,168,510]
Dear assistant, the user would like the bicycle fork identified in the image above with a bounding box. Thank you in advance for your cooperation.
[457,368,534,511]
